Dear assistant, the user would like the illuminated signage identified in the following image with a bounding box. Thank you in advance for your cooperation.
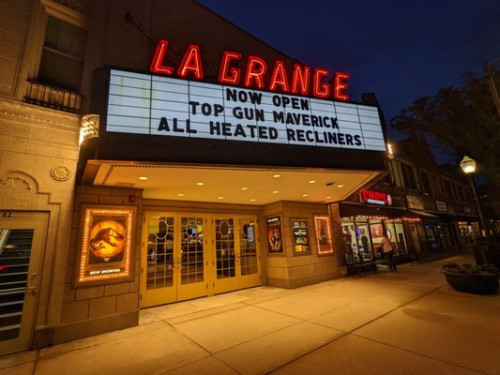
[314,215,334,255]
[75,206,136,286]
[151,39,350,101]
[106,69,385,151]
[360,189,393,205]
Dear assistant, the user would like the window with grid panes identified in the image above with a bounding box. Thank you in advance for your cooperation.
[38,17,86,91]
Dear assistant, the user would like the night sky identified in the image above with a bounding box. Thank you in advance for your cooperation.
[198,0,500,161]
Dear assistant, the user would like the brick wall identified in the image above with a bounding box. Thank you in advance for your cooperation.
[262,201,342,288]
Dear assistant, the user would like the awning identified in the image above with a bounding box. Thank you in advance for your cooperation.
[408,210,440,220]
[431,212,479,222]
[339,203,421,220]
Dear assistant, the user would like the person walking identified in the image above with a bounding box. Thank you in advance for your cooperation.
[380,232,397,271]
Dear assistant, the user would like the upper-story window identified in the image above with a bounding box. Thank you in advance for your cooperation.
[38,16,87,91]
[400,163,418,190]
[443,179,453,198]
[420,171,432,194]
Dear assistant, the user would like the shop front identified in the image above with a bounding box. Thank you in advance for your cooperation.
[338,189,423,273]
[407,195,479,254]
[67,30,390,340]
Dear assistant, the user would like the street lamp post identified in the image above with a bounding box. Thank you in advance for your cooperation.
[460,155,489,240]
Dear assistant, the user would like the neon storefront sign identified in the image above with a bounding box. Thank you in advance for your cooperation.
[360,189,393,206]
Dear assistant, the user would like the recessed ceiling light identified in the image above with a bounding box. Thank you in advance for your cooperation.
[273,174,281,178]
[138,176,148,181]
[196,182,204,186]
[326,196,332,199]
[302,194,309,197]
[241,186,248,190]
[337,184,344,188]
[273,190,279,194]
[308,180,316,184]
[250,198,256,202]
[218,196,224,200]
[177,193,184,197]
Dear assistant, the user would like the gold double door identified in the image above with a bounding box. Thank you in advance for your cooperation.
[140,212,261,308]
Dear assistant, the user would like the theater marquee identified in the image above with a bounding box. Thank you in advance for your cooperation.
[106,69,385,151]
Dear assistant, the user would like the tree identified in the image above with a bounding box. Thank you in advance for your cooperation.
[391,70,500,185]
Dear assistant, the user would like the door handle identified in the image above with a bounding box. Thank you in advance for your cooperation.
[27,273,37,296]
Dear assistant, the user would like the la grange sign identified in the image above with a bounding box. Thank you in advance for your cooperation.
[150,39,350,101]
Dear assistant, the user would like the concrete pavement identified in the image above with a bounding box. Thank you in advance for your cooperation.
[1,253,499,375]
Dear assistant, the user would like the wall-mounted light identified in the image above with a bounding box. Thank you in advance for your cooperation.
[79,114,100,145]
[387,143,394,160]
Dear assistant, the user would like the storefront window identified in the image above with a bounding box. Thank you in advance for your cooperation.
[457,222,473,243]
[425,225,440,252]
[342,216,410,263]
[341,222,358,263]
[357,222,374,261]
[367,220,383,258]
[385,220,408,255]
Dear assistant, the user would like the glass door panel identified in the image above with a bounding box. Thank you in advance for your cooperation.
[146,216,174,290]
[180,216,204,285]
[237,217,260,289]
[141,215,177,307]
[239,218,257,276]
[215,218,235,280]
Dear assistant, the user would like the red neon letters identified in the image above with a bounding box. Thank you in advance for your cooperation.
[244,56,267,89]
[150,39,350,101]
[219,51,242,85]
[360,190,393,206]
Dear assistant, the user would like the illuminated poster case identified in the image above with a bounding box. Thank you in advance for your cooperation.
[314,215,334,255]
[106,69,386,152]
[266,216,283,254]
[291,219,310,253]
[75,206,136,286]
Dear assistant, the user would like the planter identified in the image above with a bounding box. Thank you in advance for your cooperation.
[442,264,499,295]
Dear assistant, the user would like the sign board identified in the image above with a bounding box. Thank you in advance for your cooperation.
[406,195,424,210]
[360,189,392,205]
[436,200,448,212]
[106,69,386,151]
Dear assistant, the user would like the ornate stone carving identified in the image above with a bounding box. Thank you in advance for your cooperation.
[0,176,31,191]
[50,166,72,181]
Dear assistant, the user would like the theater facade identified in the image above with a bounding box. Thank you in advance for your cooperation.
[0,0,389,353]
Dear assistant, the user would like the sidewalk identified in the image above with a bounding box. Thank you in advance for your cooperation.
[1,253,499,375]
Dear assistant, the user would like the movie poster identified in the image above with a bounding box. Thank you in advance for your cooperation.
[266,216,283,253]
[75,206,135,286]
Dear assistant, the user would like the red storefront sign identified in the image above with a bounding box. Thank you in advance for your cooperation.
[150,39,350,101]
[360,189,393,206]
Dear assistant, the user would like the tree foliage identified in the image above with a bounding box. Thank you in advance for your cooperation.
[391,70,500,185]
